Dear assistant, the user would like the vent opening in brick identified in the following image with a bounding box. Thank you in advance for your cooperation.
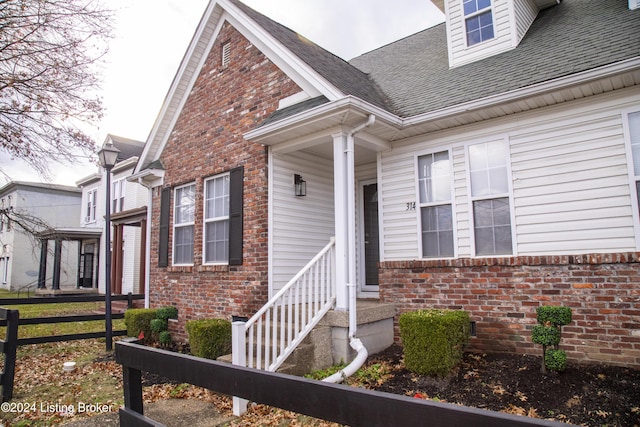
[222,42,231,68]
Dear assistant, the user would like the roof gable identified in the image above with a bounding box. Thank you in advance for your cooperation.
[136,0,382,172]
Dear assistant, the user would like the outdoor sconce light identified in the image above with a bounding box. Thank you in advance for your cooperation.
[294,174,306,197]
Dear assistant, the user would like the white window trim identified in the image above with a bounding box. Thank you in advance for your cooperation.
[112,179,125,213]
[462,0,496,48]
[622,107,640,249]
[202,173,230,265]
[414,148,458,259]
[172,182,196,266]
[465,136,517,257]
[86,189,97,223]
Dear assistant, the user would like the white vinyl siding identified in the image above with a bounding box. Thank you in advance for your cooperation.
[271,151,334,293]
[379,91,639,260]
[379,152,420,261]
[513,0,537,42]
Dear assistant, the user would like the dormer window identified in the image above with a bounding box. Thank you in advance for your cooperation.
[463,0,494,46]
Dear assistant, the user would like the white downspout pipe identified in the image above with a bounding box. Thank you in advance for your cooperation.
[324,114,375,383]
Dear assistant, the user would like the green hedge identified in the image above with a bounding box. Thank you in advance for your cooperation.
[186,318,232,360]
[124,308,158,342]
[399,309,470,377]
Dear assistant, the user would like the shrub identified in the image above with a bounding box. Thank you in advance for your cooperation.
[531,305,572,373]
[159,331,172,345]
[531,325,561,347]
[537,306,572,327]
[399,309,470,377]
[156,306,178,321]
[186,318,232,360]
[150,318,168,334]
[544,349,567,372]
[124,308,157,341]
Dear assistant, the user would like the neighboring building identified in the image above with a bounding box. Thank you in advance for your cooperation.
[76,135,148,296]
[0,181,81,291]
[133,0,640,368]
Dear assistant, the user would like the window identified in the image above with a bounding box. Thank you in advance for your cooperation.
[463,0,494,46]
[627,111,640,220]
[173,183,196,265]
[112,179,125,213]
[1,256,8,284]
[86,189,97,222]
[204,174,230,264]
[469,140,513,256]
[418,151,454,257]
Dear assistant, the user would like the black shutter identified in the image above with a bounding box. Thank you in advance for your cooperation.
[228,166,244,265]
[158,187,170,267]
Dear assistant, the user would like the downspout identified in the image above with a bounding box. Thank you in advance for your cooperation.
[324,114,375,384]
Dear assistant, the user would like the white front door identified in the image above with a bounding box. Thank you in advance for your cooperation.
[359,180,379,293]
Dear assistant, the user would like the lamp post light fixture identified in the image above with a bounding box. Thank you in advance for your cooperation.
[97,141,120,351]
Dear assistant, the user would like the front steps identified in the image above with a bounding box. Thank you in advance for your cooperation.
[219,300,396,376]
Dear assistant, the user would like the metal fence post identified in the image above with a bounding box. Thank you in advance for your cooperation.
[231,320,248,416]
[1,309,19,402]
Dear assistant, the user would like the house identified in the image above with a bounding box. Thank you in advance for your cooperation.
[0,181,81,292]
[133,0,640,370]
[75,135,148,296]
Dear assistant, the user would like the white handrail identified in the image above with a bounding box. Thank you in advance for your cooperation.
[245,237,336,330]
[234,239,336,370]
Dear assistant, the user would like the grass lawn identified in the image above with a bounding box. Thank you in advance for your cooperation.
[0,289,125,339]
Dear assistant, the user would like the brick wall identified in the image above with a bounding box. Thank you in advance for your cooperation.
[379,253,640,368]
[149,22,301,341]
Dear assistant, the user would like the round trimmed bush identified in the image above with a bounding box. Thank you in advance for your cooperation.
[544,349,567,372]
[531,324,561,347]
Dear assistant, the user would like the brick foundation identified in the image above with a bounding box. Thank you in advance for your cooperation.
[379,253,640,368]
[148,22,301,342]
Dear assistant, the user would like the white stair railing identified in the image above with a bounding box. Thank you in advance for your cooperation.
[232,237,336,375]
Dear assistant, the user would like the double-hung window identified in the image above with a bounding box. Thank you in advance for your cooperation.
[463,0,494,46]
[469,140,513,256]
[626,111,640,222]
[418,151,454,258]
[173,183,196,265]
[86,189,97,223]
[204,174,230,264]
[112,179,125,213]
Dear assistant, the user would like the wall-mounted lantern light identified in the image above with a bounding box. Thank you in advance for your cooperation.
[294,174,306,197]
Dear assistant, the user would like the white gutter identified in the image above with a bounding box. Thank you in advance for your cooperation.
[324,115,375,384]
[245,57,640,143]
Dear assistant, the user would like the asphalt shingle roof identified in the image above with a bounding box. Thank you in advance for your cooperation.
[228,0,391,111]
[231,0,638,122]
[349,0,640,117]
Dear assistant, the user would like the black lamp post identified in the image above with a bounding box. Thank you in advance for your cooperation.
[97,141,120,351]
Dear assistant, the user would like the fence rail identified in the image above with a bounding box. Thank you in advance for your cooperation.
[116,338,574,427]
[0,293,144,401]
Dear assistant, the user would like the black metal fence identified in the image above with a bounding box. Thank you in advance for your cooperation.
[0,293,144,401]
[116,338,575,427]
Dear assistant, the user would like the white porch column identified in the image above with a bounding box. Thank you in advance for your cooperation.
[332,131,349,310]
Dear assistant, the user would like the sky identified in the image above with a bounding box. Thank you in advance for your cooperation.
[0,0,444,187]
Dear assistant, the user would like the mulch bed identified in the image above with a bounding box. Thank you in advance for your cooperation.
[365,344,640,426]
